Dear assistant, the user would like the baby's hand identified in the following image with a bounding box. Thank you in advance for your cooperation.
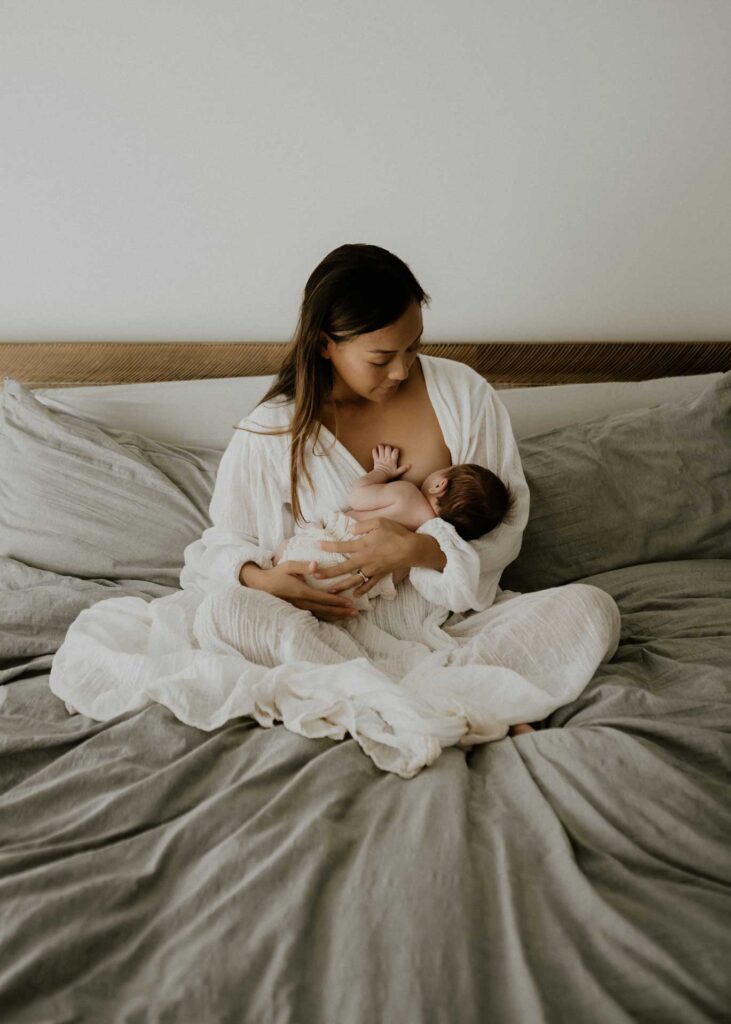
[372,444,411,479]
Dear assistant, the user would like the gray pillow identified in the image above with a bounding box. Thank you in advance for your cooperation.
[0,378,223,586]
[501,371,731,593]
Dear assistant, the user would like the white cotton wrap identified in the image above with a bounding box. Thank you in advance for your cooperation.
[280,511,397,609]
[47,354,622,779]
[49,578,620,779]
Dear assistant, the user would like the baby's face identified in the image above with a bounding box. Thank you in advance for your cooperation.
[420,468,451,514]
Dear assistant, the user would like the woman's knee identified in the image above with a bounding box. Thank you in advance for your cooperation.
[575,583,620,618]
[193,584,278,644]
[193,582,314,657]
[193,585,240,646]
[572,584,621,658]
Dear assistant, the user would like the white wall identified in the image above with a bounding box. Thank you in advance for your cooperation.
[1,0,729,343]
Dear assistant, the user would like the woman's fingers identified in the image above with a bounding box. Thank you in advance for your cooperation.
[285,558,353,588]
[311,602,358,618]
[328,575,370,597]
[270,562,358,619]
[326,577,358,594]
[302,583,355,610]
[298,601,358,621]
[317,559,363,582]
[285,559,323,573]
[292,554,359,583]
[287,560,359,608]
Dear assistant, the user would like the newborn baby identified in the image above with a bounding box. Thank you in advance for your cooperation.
[272,444,510,610]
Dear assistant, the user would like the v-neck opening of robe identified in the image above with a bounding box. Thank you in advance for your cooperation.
[313,354,455,478]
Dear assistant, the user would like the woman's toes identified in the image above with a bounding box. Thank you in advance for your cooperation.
[509,723,536,736]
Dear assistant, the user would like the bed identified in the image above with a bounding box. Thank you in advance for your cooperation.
[1,339,730,1023]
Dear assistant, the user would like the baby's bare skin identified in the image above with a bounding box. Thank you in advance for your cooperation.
[343,444,446,531]
[272,445,451,580]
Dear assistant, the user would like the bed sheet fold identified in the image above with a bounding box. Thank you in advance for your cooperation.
[0,559,729,1023]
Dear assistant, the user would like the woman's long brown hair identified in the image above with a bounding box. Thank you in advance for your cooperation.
[235,243,431,527]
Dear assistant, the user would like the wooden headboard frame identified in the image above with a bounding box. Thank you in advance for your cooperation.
[0,340,729,389]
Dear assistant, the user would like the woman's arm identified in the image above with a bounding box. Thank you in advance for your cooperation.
[411,532,448,572]
[314,377,528,611]
[390,521,473,591]
[388,534,445,585]
[179,412,286,597]
[408,374,530,613]
[240,561,270,587]
[315,516,446,594]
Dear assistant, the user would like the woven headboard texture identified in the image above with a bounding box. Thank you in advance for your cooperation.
[0,340,729,389]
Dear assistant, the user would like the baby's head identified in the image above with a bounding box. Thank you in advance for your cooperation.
[421,464,511,541]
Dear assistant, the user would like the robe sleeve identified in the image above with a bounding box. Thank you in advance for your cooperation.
[179,409,288,597]
[408,373,530,614]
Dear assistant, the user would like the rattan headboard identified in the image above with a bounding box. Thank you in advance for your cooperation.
[0,340,729,389]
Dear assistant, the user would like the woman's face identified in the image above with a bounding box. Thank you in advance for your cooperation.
[320,301,424,406]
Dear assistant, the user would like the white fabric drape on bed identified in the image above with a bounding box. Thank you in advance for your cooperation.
[49,355,620,778]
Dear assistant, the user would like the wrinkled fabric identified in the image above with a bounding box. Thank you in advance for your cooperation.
[49,355,621,777]
[177,354,532,612]
[50,563,620,778]
[279,510,398,609]
[4,560,730,1022]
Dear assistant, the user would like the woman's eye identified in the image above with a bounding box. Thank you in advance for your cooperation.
[371,346,420,367]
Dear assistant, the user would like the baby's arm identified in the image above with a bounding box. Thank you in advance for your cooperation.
[347,445,412,512]
[348,448,417,587]
[349,446,422,586]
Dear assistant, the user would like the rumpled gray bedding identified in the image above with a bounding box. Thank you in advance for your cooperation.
[1,557,729,1023]
[0,556,176,685]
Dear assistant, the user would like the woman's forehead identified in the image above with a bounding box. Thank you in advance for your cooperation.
[357,321,424,352]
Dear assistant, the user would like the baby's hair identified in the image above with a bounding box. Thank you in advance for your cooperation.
[436,464,512,541]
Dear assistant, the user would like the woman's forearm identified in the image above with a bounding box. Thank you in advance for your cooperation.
[410,532,447,572]
[239,561,271,589]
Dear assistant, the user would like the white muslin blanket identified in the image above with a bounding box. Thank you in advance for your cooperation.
[280,510,398,609]
[49,577,619,779]
[48,355,622,778]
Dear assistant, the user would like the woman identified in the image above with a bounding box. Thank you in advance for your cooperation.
[212,244,523,621]
[50,243,620,778]
[186,244,620,753]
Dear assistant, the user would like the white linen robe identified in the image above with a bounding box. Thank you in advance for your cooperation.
[49,355,620,778]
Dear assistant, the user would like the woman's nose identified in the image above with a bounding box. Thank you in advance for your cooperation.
[388,355,412,383]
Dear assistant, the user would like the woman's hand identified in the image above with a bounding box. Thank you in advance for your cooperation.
[254,560,360,622]
[311,518,418,598]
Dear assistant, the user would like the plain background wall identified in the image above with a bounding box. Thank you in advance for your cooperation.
[1,0,730,343]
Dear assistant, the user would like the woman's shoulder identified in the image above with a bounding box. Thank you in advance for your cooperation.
[229,397,293,464]
[421,352,493,394]
[236,394,294,431]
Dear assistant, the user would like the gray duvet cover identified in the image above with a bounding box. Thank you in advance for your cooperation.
[1,558,729,1024]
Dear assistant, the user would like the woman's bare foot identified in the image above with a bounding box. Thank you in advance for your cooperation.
[509,722,535,736]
